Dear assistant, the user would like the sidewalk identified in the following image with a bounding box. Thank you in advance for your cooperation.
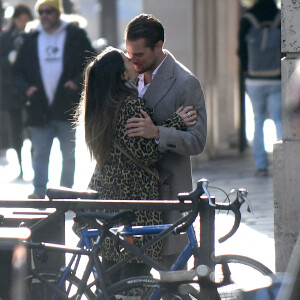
[192,148,275,272]
[0,141,276,273]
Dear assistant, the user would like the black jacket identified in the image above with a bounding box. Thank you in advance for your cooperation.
[0,27,27,110]
[237,1,281,79]
[13,22,95,126]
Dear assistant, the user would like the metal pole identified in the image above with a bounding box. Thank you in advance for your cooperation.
[197,197,216,299]
[0,0,3,123]
[0,0,3,30]
[239,68,248,152]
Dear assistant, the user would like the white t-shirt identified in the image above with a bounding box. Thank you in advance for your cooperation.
[38,21,67,105]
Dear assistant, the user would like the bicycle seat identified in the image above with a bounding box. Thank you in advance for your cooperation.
[46,187,100,200]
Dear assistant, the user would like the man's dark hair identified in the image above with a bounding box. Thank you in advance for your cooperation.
[125,13,164,50]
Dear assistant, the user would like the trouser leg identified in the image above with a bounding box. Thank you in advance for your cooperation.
[246,84,269,170]
[29,125,54,197]
[54,121,75,188]
[8,109,24,175]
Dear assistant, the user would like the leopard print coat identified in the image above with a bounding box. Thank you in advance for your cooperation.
[86,95,186,262]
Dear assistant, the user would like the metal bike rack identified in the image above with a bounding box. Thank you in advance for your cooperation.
[0,196,216,299]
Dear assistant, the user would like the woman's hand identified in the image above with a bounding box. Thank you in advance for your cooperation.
[176,105,197,127]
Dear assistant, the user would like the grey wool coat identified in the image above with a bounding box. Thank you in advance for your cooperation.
[143,50,207,255]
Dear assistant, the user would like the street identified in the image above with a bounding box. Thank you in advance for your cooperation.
[0,131,276,275]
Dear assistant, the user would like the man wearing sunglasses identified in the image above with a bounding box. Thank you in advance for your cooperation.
[14,0,95,199]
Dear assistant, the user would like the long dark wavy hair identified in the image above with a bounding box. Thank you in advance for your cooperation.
[75,47,136,166]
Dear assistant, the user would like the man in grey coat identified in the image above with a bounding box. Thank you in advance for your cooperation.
[125,13,207,268]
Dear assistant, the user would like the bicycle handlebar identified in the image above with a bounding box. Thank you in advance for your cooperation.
[216,201,241,243]
[216,188,251,243]
[173,179,251,243]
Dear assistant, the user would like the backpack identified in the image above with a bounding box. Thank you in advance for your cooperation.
[244,12,281,78]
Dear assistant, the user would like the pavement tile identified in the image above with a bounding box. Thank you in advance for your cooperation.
[191,148,275,272]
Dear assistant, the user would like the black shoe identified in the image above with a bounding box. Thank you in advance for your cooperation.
[28,193,47,210]
[28,193,44,199]
[13,174,25,182]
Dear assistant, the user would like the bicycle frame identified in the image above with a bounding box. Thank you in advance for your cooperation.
[30,221,197,300]
[48,223,198,299]
[25,233,109,299]
[27,179,248,299]
[84,223,198,271]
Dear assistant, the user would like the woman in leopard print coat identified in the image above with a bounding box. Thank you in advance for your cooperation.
[75,47,187,282]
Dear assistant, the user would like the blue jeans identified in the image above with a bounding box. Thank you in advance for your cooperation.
[29,121,75,197]
[246,82,282,170]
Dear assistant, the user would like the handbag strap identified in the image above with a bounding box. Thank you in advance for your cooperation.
[113,142,159,179]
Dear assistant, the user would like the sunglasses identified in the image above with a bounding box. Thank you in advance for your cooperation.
[38,8,56,16]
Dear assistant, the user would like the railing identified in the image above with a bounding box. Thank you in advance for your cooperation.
[0,196,215,298]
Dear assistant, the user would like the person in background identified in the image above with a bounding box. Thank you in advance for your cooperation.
[0,3,33,179]
[238,0,282,177]
[74,46,196,283]
[13,0,94,198]
[124,13,207,268]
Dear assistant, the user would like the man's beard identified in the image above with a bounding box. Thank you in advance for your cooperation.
[137,60,157,74]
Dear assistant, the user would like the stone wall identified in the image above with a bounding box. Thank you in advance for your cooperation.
[273,0,300,272]
[142,0,241,157]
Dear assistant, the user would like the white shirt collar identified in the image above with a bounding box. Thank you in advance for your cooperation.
[138,51,168,97]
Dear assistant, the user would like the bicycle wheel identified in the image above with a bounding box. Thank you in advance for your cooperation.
[25,271,96,299]
[214,255,276,300]
[101,276,196,300]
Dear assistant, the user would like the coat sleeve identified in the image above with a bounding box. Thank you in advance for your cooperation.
[12,35,33,95]
[160,112,187,131]
[157,75,207,156]
[66,26,95,86]
[114,96,160,165]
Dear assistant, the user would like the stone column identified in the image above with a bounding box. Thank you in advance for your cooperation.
[273,0,300,272]
[142,0,240,157]
[0,0,3,29]
[100,0,118,47]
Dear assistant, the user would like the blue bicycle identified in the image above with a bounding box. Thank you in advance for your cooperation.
[24,179,276,299]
